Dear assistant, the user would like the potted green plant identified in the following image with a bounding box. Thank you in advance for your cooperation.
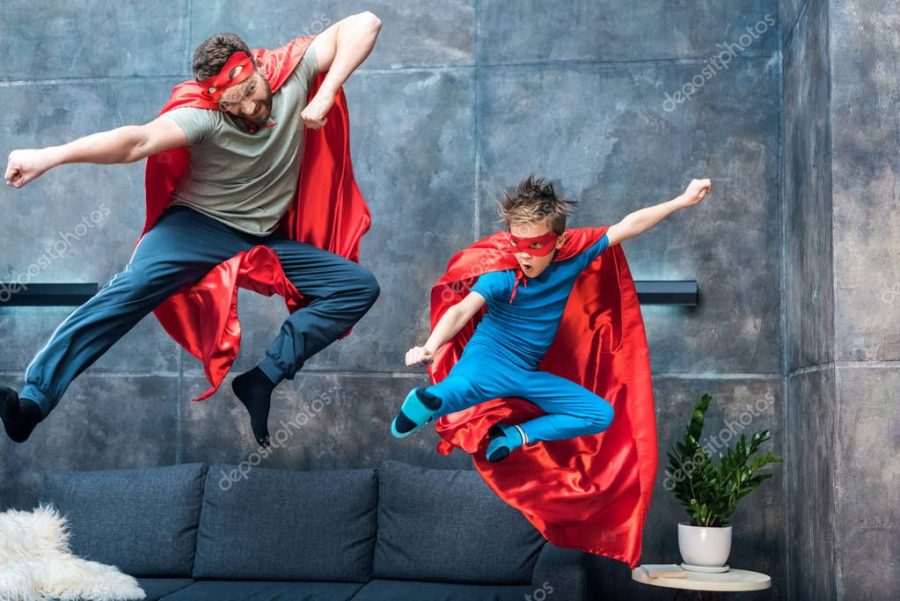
[665,393,783,572]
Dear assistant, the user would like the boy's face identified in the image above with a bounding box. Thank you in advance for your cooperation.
[507,218,567,278]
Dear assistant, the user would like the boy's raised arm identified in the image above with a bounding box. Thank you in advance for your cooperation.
[406,291,486,367]
[605,178,711,247]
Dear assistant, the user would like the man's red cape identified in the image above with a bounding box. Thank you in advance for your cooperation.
[139,35,370,402]
[428,227,658,568]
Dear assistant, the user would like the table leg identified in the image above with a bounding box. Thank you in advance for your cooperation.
[673,590,722,601]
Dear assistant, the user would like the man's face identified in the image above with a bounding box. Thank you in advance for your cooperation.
[507,218,567,278]
[217,61,272,127]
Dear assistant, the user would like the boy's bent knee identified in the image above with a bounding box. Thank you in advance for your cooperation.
[589,399,615,432]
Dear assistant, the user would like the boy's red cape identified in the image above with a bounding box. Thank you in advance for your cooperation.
[428,227,658,568]
[139,35,371,402]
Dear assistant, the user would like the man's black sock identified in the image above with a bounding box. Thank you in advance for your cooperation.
[0,386,43,443]
[231,367,276,447]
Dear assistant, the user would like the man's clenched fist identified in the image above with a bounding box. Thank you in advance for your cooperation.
[5,149,53,189]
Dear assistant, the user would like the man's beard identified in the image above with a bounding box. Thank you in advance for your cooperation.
[242,77,273,127]
[251,107,269,125]
[248,93,273,125]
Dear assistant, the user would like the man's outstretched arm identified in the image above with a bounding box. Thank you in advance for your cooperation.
[605,178,711,247]
[300,11,382,129]
[5,115,188,189]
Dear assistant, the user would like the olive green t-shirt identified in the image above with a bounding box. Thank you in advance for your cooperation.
[162,46,318,237]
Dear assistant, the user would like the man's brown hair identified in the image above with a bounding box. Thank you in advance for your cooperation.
[192,33,252,81]
[498,174,577,234]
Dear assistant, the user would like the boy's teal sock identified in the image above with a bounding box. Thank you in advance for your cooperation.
[486,422,526,462]
[392,387,441,437]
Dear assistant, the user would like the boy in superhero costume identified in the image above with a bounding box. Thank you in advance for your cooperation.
[392,174,710,566]
[2,12,382,447]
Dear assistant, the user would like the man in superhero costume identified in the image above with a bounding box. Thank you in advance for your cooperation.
[393,174,711,567]
[2,12,383,447]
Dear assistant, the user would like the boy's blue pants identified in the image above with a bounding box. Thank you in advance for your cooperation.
[21,205,379,418]
[427,338,614,444]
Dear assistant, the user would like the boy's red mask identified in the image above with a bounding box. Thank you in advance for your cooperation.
[504,231,560,256]
[199,51,256,104]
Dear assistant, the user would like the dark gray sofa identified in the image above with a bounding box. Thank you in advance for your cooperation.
[40,460,603,600]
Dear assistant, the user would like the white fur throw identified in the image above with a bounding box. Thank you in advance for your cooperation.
[0,505,145,601]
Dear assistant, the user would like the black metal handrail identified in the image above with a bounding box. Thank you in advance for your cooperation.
[0,281,698,307]
[0,283,100,306]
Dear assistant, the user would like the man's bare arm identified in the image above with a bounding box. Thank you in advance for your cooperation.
[5,115,188,189]
[605,178,711,246]
[301,11,382,129]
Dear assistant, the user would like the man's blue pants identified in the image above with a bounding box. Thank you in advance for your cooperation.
[21,205,380,418]
[426,338,614,444]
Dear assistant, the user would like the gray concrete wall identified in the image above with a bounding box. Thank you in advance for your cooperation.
[1,2,790,598]
[783,0,899,598]
[782,0,837,599]
[828,0,899,597]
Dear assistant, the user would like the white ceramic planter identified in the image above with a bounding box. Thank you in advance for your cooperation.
[678,522,732,567]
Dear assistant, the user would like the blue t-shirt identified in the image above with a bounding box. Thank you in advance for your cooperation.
[469,233,610,366]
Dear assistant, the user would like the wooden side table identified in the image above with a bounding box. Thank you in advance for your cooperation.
[632,565,771,600]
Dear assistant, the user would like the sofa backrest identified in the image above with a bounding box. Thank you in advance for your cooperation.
[37,460,545,584]
[374,460,545,584]
[193,464,378,582]
[40,463,206,577]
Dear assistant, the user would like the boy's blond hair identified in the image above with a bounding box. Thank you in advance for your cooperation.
[498,174,577,234]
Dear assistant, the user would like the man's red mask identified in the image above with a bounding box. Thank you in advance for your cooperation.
[199,51,256,105]
[504,231,560,256]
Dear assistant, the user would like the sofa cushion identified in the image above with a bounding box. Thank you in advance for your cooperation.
[193,464,377,581]
[373,460,544,584]
[41,463,207,577]
[135,578,194,601]
[162,581,364,601]
[352,579,536,601]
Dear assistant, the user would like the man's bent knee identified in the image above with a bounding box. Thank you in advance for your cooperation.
[348,267,380,309]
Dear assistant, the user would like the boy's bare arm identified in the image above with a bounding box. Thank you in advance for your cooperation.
[406,292,486,367]
[605,178,711,247]
[5,115,188,189]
